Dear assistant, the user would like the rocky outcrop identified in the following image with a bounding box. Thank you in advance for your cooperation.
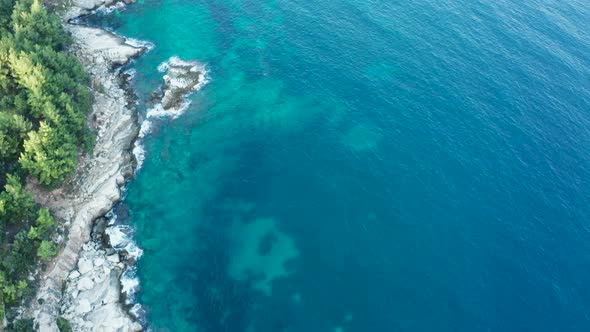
[29,21,146,332]
[158,57,206,112]
[67,25,145,65]
[61,242,142,332]
[56,0,127,21]
[134,56,207,169]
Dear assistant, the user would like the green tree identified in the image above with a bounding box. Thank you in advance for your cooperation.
[57,317,72,332]
[0,297,5,322]
[26,208,56,240]
[37,240,58,261]
[2,230,35,282]
[0,113,32,161]
[0,0,13,31]
[19,122,77,187]
[7,318,34,332]
[1,279,27,304]
[35,207,57,236]
[11,0,68,52]
[0,174,34,224]
[0,0,95,322]
[7,49,47,116]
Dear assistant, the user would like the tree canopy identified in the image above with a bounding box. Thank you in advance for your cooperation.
[0,0,92,323]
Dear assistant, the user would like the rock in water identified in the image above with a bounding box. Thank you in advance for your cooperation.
[158,57,206,111]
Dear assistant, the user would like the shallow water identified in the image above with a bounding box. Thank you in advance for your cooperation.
[91,0,590,330]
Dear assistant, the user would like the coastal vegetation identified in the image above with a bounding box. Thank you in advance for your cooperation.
[0,0,92,324]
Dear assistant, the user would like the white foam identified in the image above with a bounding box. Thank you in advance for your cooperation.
[132,142,146,171]
[94,2,124,15]
[106,225,143,259]
[103,212,146,324]
[132,118,153,170]
[120,268,140,299]
[154,100,193,118]
[157,61,169,73]
[132,57,209,172]
[125,38,155,51]
[123,68,137,80]
[114,59,209,326]
[106,210,118,225]
[128,303,145,320]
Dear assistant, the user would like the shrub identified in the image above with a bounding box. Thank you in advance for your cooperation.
[56,317,72,332]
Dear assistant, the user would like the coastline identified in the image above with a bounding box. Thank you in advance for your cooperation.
[24,1,210,330]
[28,1,147,330]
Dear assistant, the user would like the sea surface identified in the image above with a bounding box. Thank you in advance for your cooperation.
[88,0,590,330]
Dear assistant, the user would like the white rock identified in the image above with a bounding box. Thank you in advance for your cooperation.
[78,258,93,275]
[78,276,95,291]
[67,25,144,65]
[94,257,105,267]
[77,299,92,314]
[132,322,143,331]
[69,270,81,280]
[107,254,120,263]
[94,272,107,283]
[73,0,105,10]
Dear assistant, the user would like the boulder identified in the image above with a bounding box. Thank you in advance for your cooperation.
[78,276,95,291]
[77,299,92,314]
[78,258,93,275]
[69,270,81,280]
[94,257,105,267]
[157,57,205,111]
[107,254,120,263]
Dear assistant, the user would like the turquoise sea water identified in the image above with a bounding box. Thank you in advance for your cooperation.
[89,0,590,330]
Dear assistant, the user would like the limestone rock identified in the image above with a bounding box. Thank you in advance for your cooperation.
[78,299,92,314]
[133,322,143,331]
[78,276,94,291]
[158,57,205,111]
[67,25,146,66]
[69,270,81,280]
[78,258,93,275]
[94,257,105,267]
[107,254,120,263]
[60,243,143,332]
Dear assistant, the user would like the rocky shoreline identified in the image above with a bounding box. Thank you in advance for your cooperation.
[28,1,146,330]
[23,1,209,330]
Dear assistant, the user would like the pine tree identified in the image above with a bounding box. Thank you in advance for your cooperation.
[0,174,34,224]
[11,0,68,52]
[19,122,77,187]
[37,240,58,261]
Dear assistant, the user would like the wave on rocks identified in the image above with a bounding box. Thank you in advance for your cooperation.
[133,56,209,170]
[104,212,143,308]
[125,37,155,51]
[94,2,126,15]
[106,224,143,259]
[108,57,209,326]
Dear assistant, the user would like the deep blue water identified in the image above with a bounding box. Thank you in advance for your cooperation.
[93,0,590,330]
